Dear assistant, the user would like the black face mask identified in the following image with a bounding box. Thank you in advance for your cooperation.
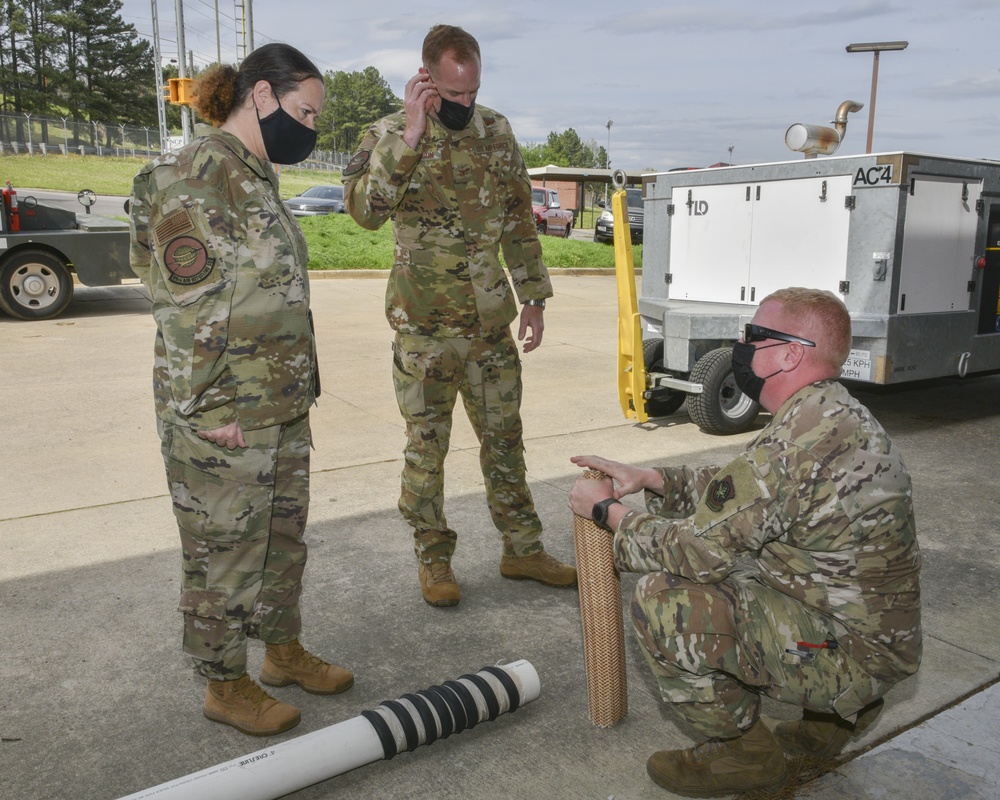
[731,341,782,403]
[437,97,476,131]
[257,100,317,165]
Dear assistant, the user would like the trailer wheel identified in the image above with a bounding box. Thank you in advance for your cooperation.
[0,249,74,320]
[687,347,760,435]
[641,338,687,417]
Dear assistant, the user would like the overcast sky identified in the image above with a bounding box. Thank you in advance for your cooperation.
[121,0,1000,171]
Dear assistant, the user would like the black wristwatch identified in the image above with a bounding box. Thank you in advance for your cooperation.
[592,498,622,532]
[525,299,546,310]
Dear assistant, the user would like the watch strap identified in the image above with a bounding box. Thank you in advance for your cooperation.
[592,498,622,532]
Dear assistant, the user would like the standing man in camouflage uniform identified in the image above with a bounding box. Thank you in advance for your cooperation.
[344,24,576,607]
[570,288,921,797]
[130,43,353,737]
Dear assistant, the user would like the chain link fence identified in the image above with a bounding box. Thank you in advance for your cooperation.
[0,112,349,171]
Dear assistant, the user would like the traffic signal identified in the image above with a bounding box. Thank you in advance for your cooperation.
[166,77,193,105]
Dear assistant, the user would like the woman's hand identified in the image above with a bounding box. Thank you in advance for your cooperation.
[197,420,246,450]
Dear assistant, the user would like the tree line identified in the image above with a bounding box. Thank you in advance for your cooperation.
[313,71,608,172]
[1,2,606,169]
[1,0,157,144]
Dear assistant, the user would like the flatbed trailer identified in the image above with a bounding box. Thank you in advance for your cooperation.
[1,184,134,320]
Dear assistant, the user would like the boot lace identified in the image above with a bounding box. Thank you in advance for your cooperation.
[281,640,327,670]
[232,674,271,710]
[426,562,456,584]
[691,737,732,765]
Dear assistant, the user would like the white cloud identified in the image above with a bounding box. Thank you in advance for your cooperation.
[120,0,1000,169]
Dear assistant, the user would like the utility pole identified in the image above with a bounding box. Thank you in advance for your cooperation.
[175,0,192,144]
[236,0,255,62]
[245,0,254,53]
[151,0,169,152]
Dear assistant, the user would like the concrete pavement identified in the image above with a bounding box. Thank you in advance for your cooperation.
[1,274,998,799]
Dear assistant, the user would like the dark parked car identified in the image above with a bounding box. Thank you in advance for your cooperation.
[285,185,346,216]
[593,187,643,244]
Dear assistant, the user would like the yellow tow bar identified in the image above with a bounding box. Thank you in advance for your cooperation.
[610,172,648,423]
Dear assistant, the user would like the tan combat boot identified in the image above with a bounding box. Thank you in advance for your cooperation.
[500,550,577,588]
[646,720,788,797]
[773,698,884,759]
[203,674,301,736]
[418,561,461,607]
[260,640,355,695]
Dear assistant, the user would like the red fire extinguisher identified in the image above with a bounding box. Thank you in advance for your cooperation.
[2,181,20,231]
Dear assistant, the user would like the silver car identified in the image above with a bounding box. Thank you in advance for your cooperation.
[285,185,346,216]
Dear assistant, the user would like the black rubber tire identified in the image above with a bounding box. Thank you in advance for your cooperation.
[537,221,547,236]
[562,220,572,238]
[687,347,760,435]
[641,338,687,418]
[0,248,74,320]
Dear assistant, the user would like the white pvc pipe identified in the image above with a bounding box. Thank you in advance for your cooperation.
[117,659,540,800]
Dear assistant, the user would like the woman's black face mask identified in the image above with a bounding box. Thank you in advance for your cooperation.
[257,100,317,165]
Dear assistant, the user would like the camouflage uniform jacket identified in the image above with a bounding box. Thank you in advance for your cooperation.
[614,380,922,685]
[129,124,317,431]
[343,106,552,337]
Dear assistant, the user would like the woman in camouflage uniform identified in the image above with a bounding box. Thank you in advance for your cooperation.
[129,43,353,737]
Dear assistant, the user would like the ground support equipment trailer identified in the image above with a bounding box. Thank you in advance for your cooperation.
[1,183,134,320]
[615,153,1000,434]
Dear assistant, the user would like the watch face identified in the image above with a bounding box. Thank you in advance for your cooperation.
[593,499,610,529]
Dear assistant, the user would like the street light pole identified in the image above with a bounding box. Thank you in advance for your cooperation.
[605,119,613,204]
[846,40,908,154]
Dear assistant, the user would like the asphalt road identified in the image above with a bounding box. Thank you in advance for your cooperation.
[17,187,129,219]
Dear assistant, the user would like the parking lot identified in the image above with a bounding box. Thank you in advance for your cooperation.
[1,274,998,799]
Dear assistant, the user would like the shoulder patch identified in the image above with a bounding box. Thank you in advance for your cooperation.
[343,150,370,178]
[153,208,195,246]
[705,475,736,512]
[163,236,215,285]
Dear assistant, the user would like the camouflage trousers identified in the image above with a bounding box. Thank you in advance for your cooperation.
[158,414,310,681]
[391,328,543,563]
[630,571,884,739]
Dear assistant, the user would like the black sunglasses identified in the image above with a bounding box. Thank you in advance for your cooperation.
[743,323,816,348]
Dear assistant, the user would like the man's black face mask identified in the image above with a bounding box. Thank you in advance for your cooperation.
[437,97,475,131]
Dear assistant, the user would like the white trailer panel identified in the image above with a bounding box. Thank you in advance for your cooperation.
[635,152,1000,433]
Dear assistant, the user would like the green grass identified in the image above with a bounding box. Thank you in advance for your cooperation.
[300,214,395,270]
[0,152,638,269]
[0,153,336,198]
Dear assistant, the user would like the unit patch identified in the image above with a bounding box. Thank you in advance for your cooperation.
[164,236,215,285]
[705,475,736,512]
[343,149,370,178]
